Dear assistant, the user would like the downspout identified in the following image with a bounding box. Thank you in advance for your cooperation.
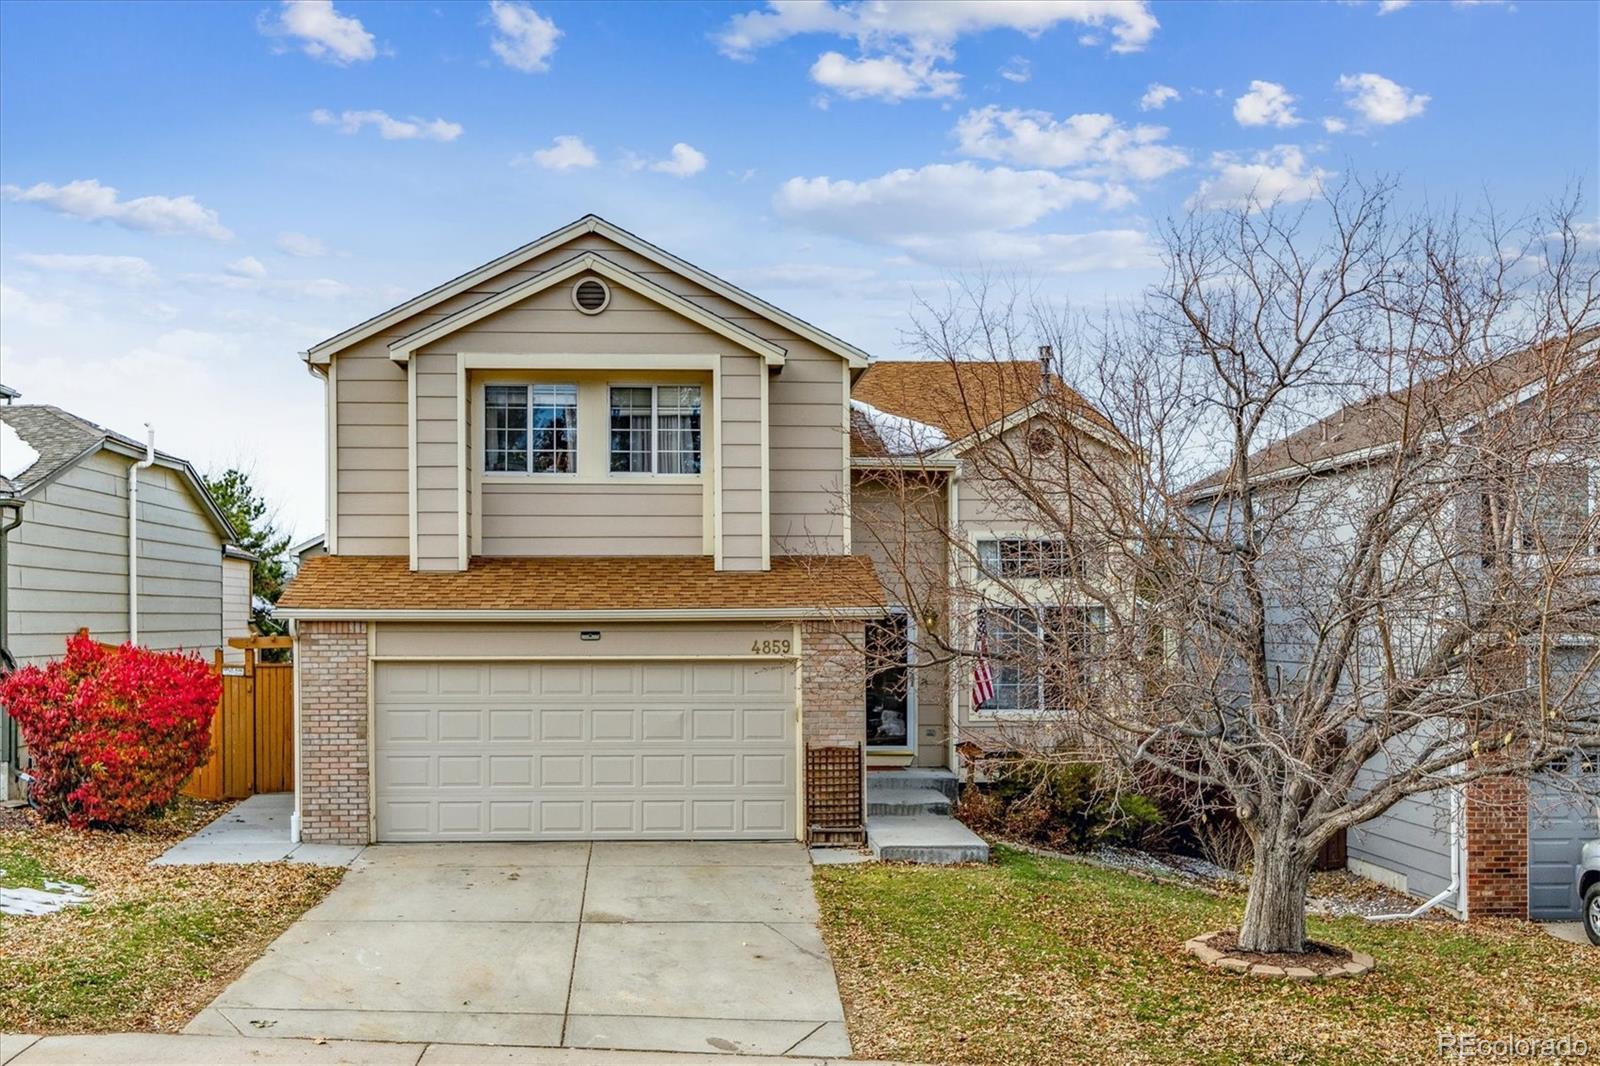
[1369,785,1463,921]
[127,425,155,644]
[289,618,302,843]
[946,465,961,775]
[0,495,24,793]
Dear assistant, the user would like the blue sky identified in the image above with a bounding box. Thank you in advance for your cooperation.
[1,0,1595,539]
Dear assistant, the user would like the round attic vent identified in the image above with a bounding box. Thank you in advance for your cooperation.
[572,277,611,314]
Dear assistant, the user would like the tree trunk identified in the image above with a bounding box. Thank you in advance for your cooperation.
[1238,835,1314,953]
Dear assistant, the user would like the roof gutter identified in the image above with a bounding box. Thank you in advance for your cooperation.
[275,606,887,623]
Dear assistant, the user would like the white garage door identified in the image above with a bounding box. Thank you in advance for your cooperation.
[374,660,796,841]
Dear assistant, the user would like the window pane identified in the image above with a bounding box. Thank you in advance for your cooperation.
[609,387,652,473]
[484,385,528,473]
[657,385,702,475]
[1521,462,1591,553]
[528,384,577,473]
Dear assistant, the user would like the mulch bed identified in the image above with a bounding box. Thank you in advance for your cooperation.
[1207,929,1353,973]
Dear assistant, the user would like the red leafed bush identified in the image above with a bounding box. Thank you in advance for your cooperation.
[0,634,220,827]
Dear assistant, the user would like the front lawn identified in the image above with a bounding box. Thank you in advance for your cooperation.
[814,846,1597,1066]
[0,800,342,1034]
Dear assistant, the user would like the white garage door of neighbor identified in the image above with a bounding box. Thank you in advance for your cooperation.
[374,660,797,841]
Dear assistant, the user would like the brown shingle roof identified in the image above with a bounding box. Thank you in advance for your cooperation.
[279,554,886,615]
[1188,338,1597,495]
[850,359,1122,457]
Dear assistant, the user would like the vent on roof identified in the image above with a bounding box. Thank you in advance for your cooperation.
[572,277,611,315]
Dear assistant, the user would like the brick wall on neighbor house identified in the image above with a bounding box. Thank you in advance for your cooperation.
[297,620,370,845]
[800,620,867,749]
[1465,773,1529,918]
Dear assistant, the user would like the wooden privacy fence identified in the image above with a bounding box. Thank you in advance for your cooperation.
[183,636,295,801]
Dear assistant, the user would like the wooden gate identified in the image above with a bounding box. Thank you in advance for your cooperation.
[184,637,295,800]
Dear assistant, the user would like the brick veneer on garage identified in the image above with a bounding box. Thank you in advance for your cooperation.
[1465,773,1529,918]
[800,620,866,748]
[297,620,370,845]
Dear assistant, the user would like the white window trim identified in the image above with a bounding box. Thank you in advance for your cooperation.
[482,381,580,479]
[970,602,1104,719]
[605,381,705,481]
[1515,451,1598,560]
[866,605,919,752]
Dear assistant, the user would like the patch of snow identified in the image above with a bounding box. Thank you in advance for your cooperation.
[851,398,950,455]
[1,421,40,480]
[0,880,91,916]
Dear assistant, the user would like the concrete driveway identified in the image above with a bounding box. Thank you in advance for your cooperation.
[187,842,849,1058]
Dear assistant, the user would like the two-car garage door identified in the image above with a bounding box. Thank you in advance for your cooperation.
[374,660,797,841]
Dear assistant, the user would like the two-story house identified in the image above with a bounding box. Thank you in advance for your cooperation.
[278,215,1133,850]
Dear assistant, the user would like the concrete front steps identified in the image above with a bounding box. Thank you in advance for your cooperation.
[865,769,989,864]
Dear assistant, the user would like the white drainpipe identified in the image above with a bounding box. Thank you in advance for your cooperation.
[1369,784,1463,921]
[127,425,155,644]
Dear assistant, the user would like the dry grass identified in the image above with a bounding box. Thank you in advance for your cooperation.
[0,799,342,1034]
[814,846,1598,1066]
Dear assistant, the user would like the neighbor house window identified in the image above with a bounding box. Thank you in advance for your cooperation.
[609,385,702,474]
[1517,457,1595,555]
[484,383,577,474]
[976,537,1081,580]
[977,605,1103,713]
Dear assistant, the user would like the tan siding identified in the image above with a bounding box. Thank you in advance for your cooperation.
[719,353,764,570]
[335,339,409,555]
[414,352,459,570]
[373,620,793,658]
[770,343,847,555]
[5,451,223,663]
[481,482,702,556]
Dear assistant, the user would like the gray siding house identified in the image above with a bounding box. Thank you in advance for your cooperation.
[0,396,251,795]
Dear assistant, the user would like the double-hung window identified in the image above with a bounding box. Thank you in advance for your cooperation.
[977,605,1103,713]
[484,383,578,474]
[609,385,702,475]
[976,537,1081,580]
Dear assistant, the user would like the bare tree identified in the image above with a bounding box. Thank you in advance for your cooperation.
[855,178,1600,954]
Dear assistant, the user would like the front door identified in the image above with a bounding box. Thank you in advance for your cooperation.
[865,612,915,749]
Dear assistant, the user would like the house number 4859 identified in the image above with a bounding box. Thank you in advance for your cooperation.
[751,639,793,655]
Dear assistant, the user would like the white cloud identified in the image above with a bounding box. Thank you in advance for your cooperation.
[225,256,268,279]
[1189,146,1331,210]
[14,253,157,288]
[0,283,69,327]
[999,56,1031,83]
[716,1,1159,59]
[185,270,352,300]
[310,108,463,142]
[810,51,960,101]
[650,143,708,178]
[1337,72,1429,125]
[263,0,376,65]
[1233,80,1301,128]
[488,1,560,73]
[0,179,232,240]
[1377,0,1412,12]
[521,134,597,170]
[1322,116,1348,134]
[953,106,1188,181]
[774,161,1111,255]
[276,231,328,257]
[1139,83,1179,111]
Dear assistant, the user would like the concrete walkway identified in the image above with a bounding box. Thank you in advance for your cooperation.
[153,794,363,867]
[188,842,849,1058]
[2,1033,918,1065]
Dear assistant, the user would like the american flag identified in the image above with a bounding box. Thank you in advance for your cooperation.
[971,624,995,709]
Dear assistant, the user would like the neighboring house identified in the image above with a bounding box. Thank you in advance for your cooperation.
[848,358,1137,769]
[0,393,251,795]
[1184,347,1598,922]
